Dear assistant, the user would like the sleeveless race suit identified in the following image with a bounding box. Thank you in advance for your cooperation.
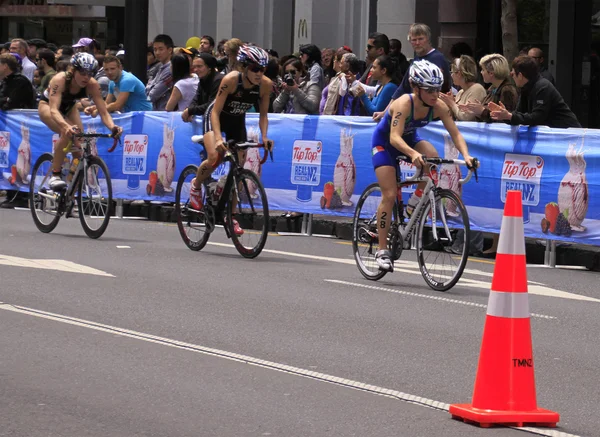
[371,94,434,169]
[203,72,261,142]
[40,72,88,116]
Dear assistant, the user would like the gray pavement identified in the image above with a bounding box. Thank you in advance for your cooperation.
[1,208,599,436]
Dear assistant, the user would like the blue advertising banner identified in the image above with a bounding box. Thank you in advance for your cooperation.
[0,110,598,245]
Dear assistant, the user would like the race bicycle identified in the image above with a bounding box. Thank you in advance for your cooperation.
[29,132,120,239]
[352,155,478,291]
[175,135,272,258]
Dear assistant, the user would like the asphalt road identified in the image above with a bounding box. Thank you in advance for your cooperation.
[1,208,599,437]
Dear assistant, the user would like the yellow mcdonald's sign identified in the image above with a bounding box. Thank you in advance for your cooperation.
[298,18,308,39]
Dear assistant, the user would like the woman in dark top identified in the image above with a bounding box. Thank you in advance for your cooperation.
[182,53,224,122]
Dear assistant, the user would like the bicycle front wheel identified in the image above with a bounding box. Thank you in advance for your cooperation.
[175,165,211,251]
[29,152,61,233]
[352,183,399,281]
[227,169,269,258]
[416,189,470,291]
[77,156,112,239]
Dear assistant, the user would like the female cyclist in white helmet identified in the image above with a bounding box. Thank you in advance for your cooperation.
[188,44,274,236]
[38,52,122,190]
[370,59,476,272]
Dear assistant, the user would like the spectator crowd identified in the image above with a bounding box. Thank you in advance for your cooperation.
[0,25,582,244]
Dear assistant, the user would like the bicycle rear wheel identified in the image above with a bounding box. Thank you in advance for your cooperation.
[352,183,400,281]
[416,189,470,291]
[77,156,112,239]
[29,152,61,233]
[175,165,211,251]
[226,169,269,258]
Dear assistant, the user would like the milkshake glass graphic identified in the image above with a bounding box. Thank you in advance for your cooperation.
[290,140,322,202]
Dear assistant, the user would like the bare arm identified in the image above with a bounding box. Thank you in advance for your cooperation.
[258,77,273,147]
[165,87,182,112]
[210,72,238,146]
[47,73,73,136]
[388,97,422,163]
[435,100,474,166]
[88,79,118,133]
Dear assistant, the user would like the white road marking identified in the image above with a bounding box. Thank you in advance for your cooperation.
[0,301,579,437]
[325,280,556,320]
[116,246,131,249]
[207,242,600,303]
[0,254,114,277]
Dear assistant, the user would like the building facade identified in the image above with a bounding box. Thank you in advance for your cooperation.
[0,0,598,127]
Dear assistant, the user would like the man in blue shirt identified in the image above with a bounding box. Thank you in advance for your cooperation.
[373,23,451,121]
[85,55,152,115]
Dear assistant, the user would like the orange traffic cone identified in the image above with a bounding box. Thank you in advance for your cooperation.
[449,190,559,428]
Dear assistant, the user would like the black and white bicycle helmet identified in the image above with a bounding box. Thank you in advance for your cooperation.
[71,52,98,74]
[409,59,443,88]
[236,45,269,67]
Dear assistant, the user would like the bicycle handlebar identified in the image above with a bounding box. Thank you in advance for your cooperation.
[225,139,273,164]
[63,132,121,153]
[398,155,479,184]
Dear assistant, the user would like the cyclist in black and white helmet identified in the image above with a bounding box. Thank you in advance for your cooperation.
[370,59,476,272]
[188,44,274,236]
[38,52,122,190]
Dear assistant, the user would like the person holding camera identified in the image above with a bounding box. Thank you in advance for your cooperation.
[272,58,321,114]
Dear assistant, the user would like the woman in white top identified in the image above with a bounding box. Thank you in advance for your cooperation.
[166,54,199,111]
[439,55,486,121]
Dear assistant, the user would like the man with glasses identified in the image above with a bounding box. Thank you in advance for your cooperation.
[373,23,451,121]
[187,45,274,236]
[36,49,57,95]
[360,32,389,86]
[527,47,555,85]
[489,55,580,128]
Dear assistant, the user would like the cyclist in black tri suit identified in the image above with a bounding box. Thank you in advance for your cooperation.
[189,45,274,236]
[38,53,122,190]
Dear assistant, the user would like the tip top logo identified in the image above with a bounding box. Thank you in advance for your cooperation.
[501,153,545,206]
[0,131,9,168]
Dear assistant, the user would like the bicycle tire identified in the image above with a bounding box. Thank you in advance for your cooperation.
[77,155,112,239]
[29,152,62,233]
[226,169,269,258]
[416,189,470,291]
[352,183,400,281]
[175,165,211,251]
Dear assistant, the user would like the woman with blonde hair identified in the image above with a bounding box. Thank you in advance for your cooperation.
[223,38,244,73]
[439,55,486,121]
[460,53,518,122]
[460,53,518,258]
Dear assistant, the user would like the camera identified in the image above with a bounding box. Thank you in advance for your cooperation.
[284,73,295,86]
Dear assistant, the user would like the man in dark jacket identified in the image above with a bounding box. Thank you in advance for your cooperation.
[0,53,35,110]
[489,55,581,128]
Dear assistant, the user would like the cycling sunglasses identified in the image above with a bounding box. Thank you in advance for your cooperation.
[247,63,265,73]
[419,87,441,94]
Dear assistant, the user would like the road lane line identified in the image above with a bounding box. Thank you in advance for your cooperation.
[207,242,599,303]
[325,279,556,320]
[0,254,114,277]
[0,301,577,437]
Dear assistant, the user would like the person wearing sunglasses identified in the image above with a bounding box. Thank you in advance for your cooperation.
[370,60,476,272]
[38,52,122,190]
[187,44,274,236]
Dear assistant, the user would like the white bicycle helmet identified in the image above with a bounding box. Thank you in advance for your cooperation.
[71,52,98,74]
[236,45,269,67]
[409,59,444,88]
